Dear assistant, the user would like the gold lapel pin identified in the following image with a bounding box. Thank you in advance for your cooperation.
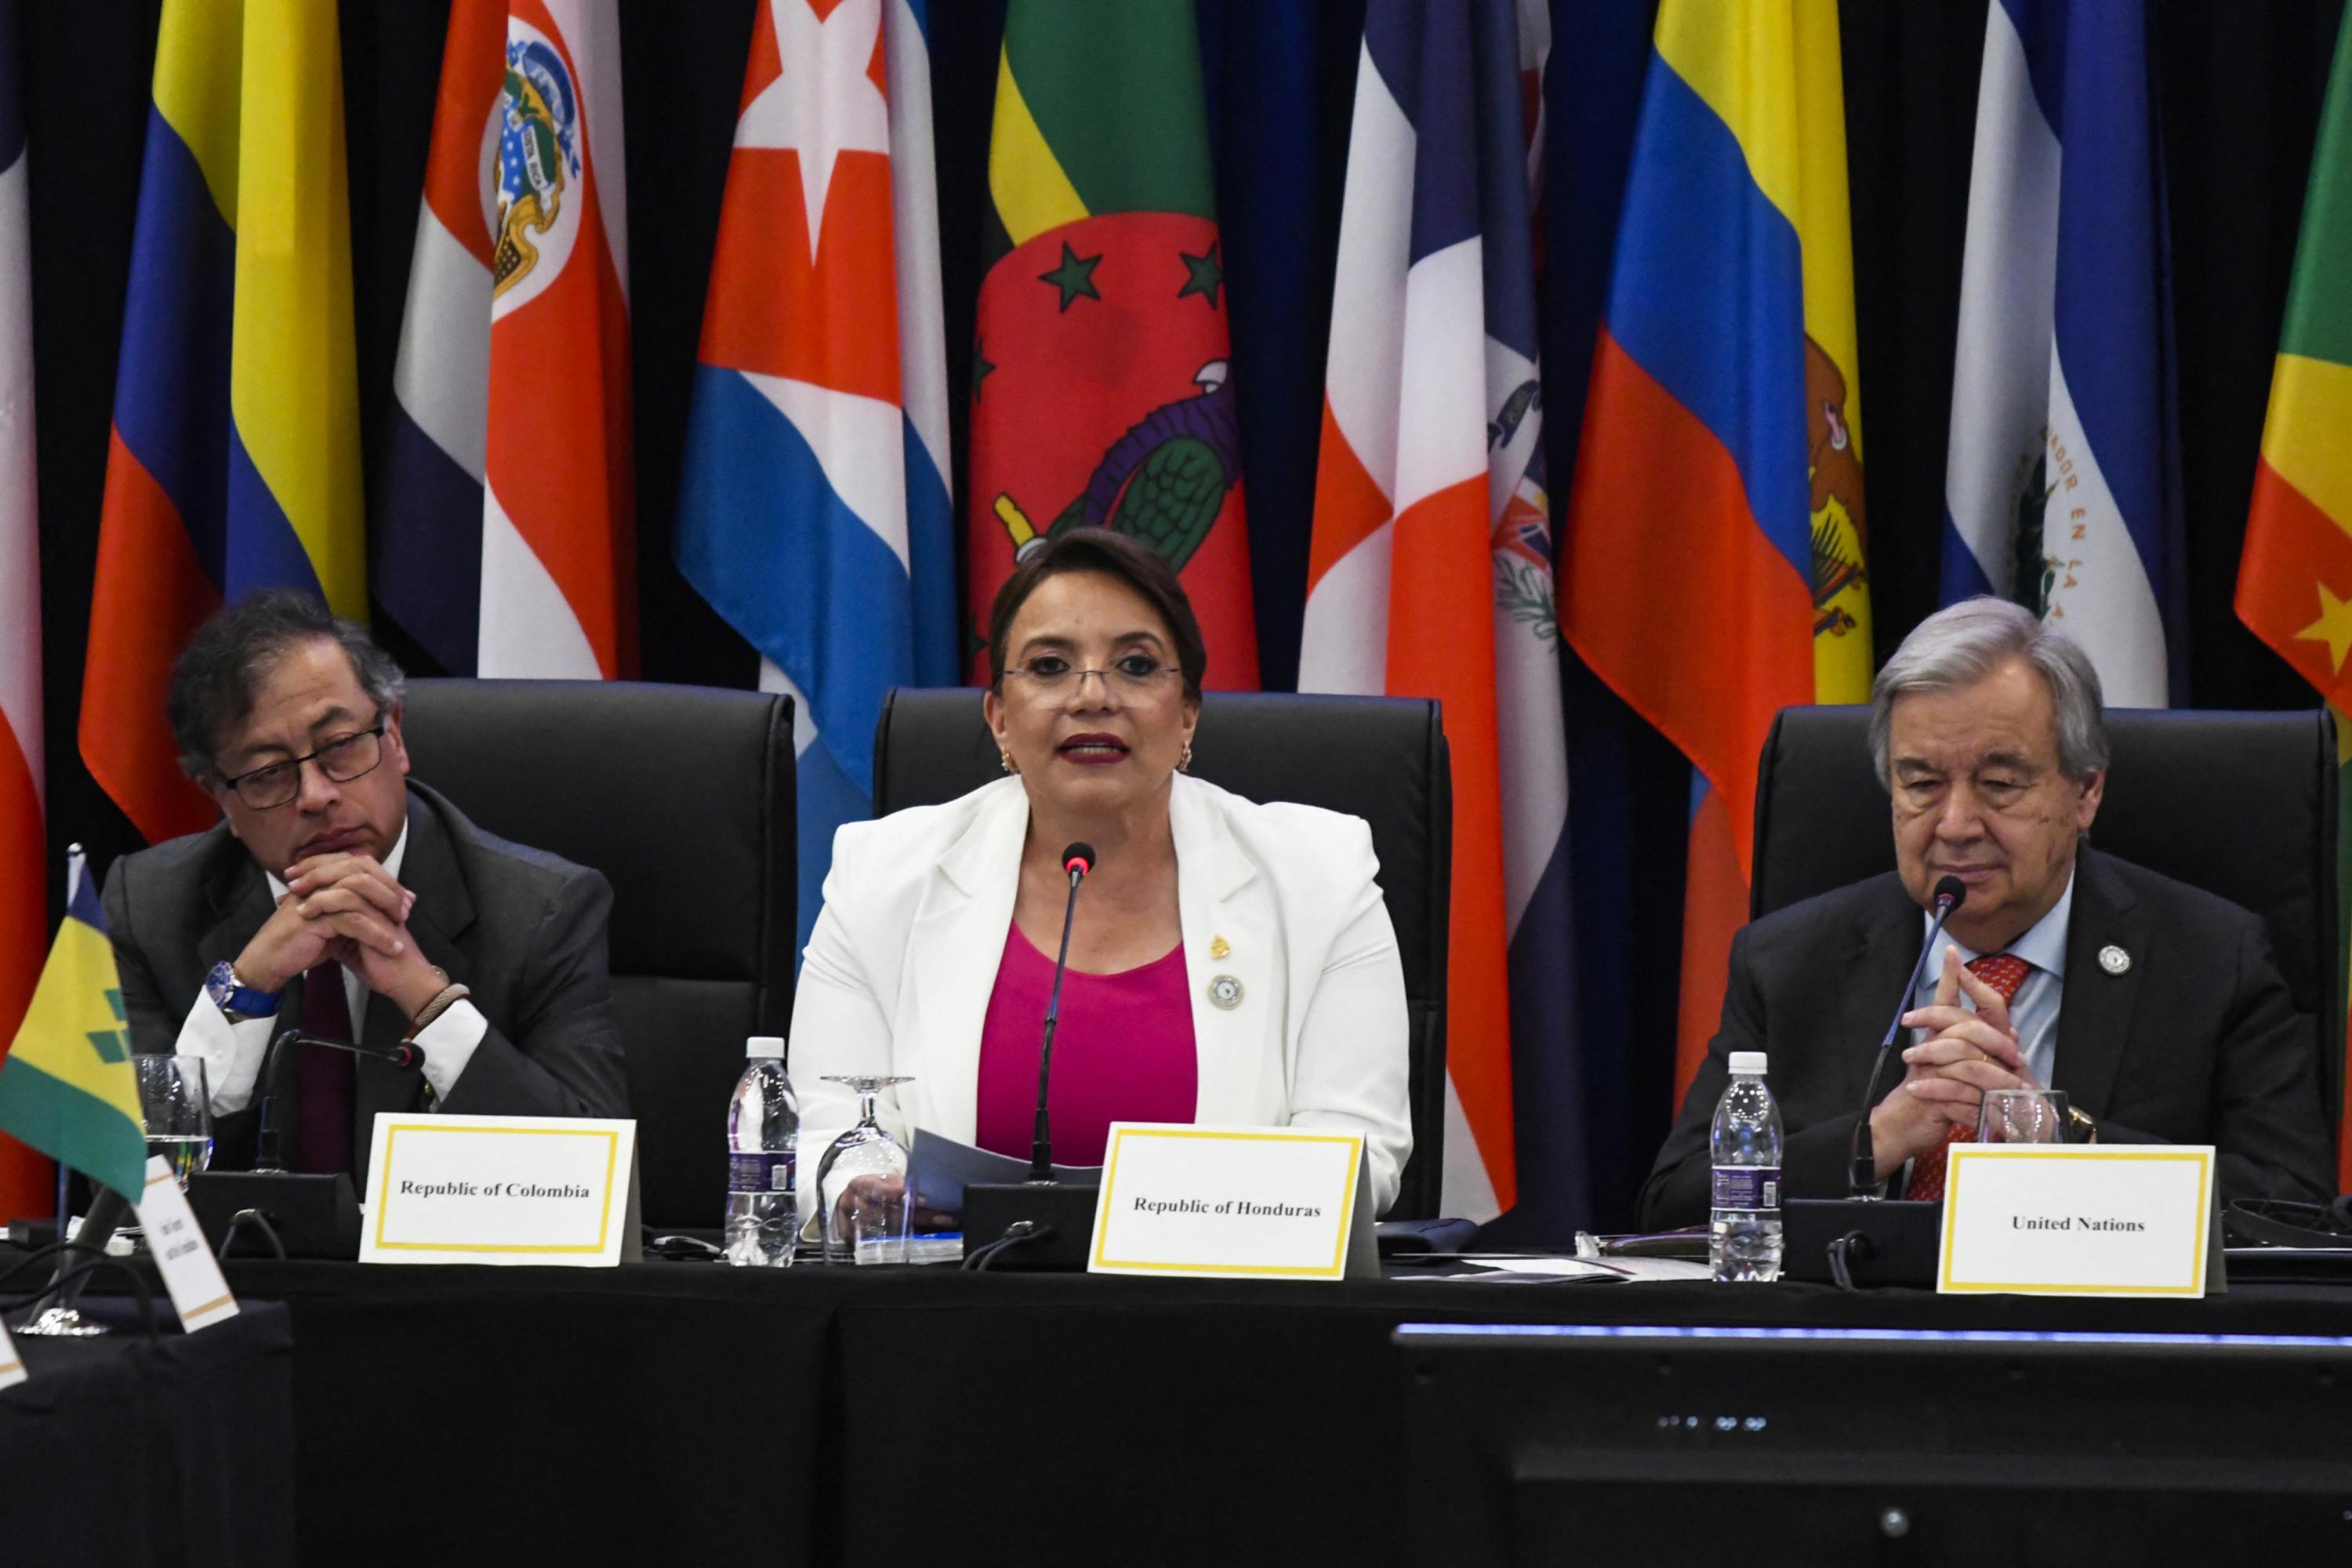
[1210,935,1230,960]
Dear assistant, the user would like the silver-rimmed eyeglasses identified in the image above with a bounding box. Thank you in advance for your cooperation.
[1004,655,1181,699]
[217,716,388,809]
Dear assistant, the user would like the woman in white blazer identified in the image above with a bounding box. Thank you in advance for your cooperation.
[789,530,1414,1214]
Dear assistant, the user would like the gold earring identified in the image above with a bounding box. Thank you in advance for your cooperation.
[1178,742,1193,772]
[1000,750,1018,775]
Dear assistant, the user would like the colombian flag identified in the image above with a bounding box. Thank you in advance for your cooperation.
[2234,9,2352,1190]
[80,0,366,844]
[0,865,148,1199]
[1562,0,1871,1102]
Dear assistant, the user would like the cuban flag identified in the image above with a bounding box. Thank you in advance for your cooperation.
[1300,0,1577,1225]
[378,0,634,679]
[1942,0,2183,705]
[0,0,53,1213]
[675,0,956,952]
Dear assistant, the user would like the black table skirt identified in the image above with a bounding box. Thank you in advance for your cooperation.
[154,1258,2352,1567]
[0,1299,294,1568]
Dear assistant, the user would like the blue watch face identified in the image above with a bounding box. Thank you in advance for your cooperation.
[206,960,238,1008]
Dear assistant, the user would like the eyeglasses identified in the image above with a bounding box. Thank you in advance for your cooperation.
[1004,655,1181,699]
[216,718,388,810]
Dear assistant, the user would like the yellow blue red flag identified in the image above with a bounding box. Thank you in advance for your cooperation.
[0,862,147,1197]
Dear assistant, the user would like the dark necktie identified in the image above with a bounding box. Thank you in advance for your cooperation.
[294,960,356,1175]
[1903,953,2032,1202]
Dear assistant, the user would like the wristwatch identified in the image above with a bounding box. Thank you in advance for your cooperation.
[205,960,282,1025]
[2064,1104,2100,1144]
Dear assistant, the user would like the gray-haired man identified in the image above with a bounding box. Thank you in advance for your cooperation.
[101,590,629,1182]
[1643,598,2333,1225]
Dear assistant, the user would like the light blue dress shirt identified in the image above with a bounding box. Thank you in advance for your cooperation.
[1911,865,2075,1089]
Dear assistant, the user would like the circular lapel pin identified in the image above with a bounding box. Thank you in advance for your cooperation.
[2098,945,2131,976]
[1207,974,1244,1011]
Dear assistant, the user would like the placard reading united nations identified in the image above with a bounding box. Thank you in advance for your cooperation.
[361,1114,639,1266]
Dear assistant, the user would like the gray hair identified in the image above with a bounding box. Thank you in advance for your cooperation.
[1867,597,2107,788]
[167,590,408,786]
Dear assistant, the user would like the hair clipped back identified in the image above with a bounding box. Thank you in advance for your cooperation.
[1867,597,2107,788]
[168,589,408,785]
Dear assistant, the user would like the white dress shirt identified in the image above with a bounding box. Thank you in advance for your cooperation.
[171,825,488,1112]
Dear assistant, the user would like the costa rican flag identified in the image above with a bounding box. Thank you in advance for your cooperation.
[675,0,956,950]
[1942,0,2183,705]
[378,0,634,678]
[1301,0,1577,1224]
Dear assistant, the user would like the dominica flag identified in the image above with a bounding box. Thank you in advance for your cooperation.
[965,0,1258,687]
[1561,0,1872,1101]
[2234,7,2352,1191]
[0,860,147,1199]
[81,0,367,844]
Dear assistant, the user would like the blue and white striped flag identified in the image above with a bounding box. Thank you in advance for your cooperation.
[675,0,956,952]
[1942,0,2183,706]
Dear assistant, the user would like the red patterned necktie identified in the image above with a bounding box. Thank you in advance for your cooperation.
[1903,953,2031,1202]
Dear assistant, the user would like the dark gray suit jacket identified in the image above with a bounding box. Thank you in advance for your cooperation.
[102,782,630,1181]
[1642,847,2336,1227]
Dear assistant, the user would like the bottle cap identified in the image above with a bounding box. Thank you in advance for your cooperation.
[1727,1051,1767,1076]
[745,1036,785,1060]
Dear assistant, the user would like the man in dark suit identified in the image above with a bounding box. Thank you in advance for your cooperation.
[1644,598,2334,1226]
[103,591,629,1181]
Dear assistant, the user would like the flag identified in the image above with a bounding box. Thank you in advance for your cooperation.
[965,0,1258,688]
[2234,9,2352,1192]
[675,0,956,953]
[1942,0,2183,706]
[0,861,148,1200]
[0,0,53,1217]
[1560,0,1872,1103]
[1300,0,1574,1223]
[80,0,367,843]
[376,0,504,676]
[381,0,633,679]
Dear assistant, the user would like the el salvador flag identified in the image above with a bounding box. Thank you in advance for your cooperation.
[1942,0,2184,706]
[675,0,956,954]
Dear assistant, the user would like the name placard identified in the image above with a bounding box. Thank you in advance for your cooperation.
[1088,1123,1376,1280]
[135,1156,241,1329]
[1938,1145,2216,1298]
[361,1115,641,1266]
[0,1319,22,1392]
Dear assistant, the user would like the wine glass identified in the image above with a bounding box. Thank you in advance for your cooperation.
[134,1054,213,1188]
[1977,1088,2070,1145]
[814,1076,913,1265]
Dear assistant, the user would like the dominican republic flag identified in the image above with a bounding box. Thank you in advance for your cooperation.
[378,0,634,680]
[675,0,955,952]
[1300,0,1573,1225]
[1942,0,2183,706]
[82,0,368,844]
[0,0,53,1214]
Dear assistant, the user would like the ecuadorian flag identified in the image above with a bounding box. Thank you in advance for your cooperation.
[1562,0,1872,1101]
[0,867,147,1198]
[80,0,365,844]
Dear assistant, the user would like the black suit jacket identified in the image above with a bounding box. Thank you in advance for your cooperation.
[1642,847,2336,1227]
[102,782,630,1181]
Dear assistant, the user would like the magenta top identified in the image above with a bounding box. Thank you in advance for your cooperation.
[974,921,1198,1167]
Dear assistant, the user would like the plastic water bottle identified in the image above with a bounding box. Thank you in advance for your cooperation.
[1710,1051,1784,1283]
[724,1036,798,1267]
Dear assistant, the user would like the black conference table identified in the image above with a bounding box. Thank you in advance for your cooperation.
[65,1254,2351,1566]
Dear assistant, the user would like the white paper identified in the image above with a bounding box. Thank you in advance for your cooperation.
[134,1157,240,1331]
[359,1115,639,1267]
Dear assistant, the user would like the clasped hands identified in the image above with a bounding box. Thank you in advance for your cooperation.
[1867,946,2044,1181]
[233,852,448,1021]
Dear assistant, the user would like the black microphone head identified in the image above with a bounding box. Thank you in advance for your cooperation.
[1062,843,1096,878]
[1933,874,1968,911]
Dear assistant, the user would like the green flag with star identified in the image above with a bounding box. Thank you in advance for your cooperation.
[964,0,1259,687]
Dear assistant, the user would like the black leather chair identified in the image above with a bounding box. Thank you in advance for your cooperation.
[400,680,798,1230]
[1751,704,2343,1131]
[872,688,1454,1219]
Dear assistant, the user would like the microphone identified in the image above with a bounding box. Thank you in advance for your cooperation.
[255,1028,426,1173]
[1847,874,1968,1198]
[1029,842,1095,1181]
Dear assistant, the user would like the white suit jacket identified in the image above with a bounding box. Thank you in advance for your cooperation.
[789,773,1414,1214]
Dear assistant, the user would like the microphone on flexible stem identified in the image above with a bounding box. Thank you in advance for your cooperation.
[1848,874,1969,1200]
[255,1028,425,1173]
[1029,842,1094,1182]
